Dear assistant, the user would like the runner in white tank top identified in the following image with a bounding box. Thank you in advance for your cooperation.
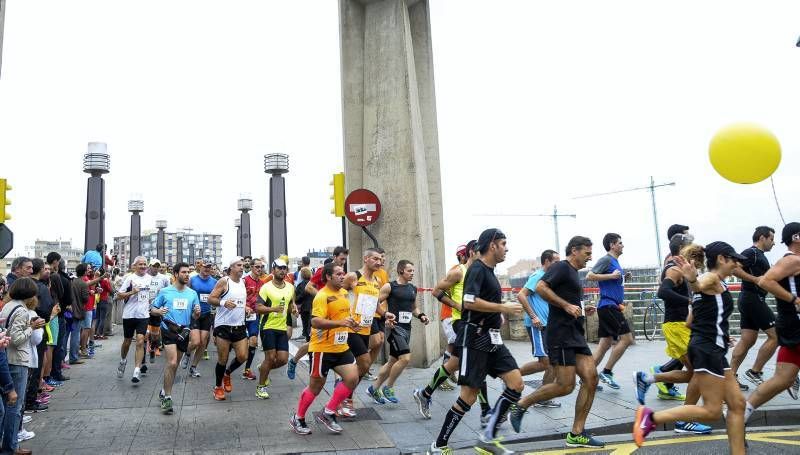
[208,257,253,401]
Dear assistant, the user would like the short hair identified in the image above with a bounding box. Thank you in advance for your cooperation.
[669,233,693,256]
[667,224,689,241]
[364,247,381,258]
[396,260,414,274]
[565,236,592,256]
[322,262,337,284]
[132,256,146,265]
[58,259,66,273]
[95,243,104,252]
[752,226,775,243]
[173,262,190,275]
[540,249,558,265]
[375,247,386,255]
[11,256,31,272]
[300,267,312,280]
[75,263,88,277]
[323,257,334,265]
[301,256,310,266]
[332,246,349,257]
[46,252,61,265]
[243,255,253,261]
[31,258,45,275]
[602,233,621,252]
[8,277,38,300]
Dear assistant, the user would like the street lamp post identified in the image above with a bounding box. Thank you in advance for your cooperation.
[83,142,110,253]
[238,196,252,257]
[264,154,289,261]
[234,218,241,256]
[127,198,144,266]
[156,219,167,263]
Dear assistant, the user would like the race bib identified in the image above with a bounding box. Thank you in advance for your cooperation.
[199,294,209,303]
[489,329,503,345]
[334,331,348,345]
[173,298,188,310]
[355,293,378,317]
[361,313,374,327]
[246,313,257,321]
[398,311,412,323]
[234,299,245,309]
[137,290,150,302]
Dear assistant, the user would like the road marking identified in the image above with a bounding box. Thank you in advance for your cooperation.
[529,430,800,453]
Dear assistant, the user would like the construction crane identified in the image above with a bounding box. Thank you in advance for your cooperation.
[473,205,576,253]
[572,176,675,265]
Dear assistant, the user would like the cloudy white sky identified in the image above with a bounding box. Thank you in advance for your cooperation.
[1,1,799,276]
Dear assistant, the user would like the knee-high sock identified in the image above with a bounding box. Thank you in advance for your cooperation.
[226,358,244,375]
[297,387,317,419]
[245,346,256,369]
[485,388,521,439]
[436,398,469,448]
[215,363,226,387]
[423,366,451,399]
[325,382,353,413]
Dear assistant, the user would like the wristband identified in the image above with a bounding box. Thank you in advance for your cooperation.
[416,313,427,320]
[434,290,446,302]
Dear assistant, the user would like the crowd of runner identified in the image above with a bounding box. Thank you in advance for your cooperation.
[2,221,799,455]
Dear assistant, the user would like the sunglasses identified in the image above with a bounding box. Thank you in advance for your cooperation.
[275,266,288,270]
[252,265,263,269]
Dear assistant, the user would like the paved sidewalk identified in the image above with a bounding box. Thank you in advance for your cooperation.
[19,329,800,454]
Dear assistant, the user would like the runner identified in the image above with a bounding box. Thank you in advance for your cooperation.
[286,267,314,380]
[208,257,250,401]
[633,242,747,454]
[587,233,633,390]
[429,228,524,455]
[516,249,561,408]
[367,260,429,404]
[730,226,777,391]
[255,259,297,399]
[242,258,266,381]
[145,259,171,363]
[186,258,218,378]
[636,239,711,435]
[337,248,383,418]
[288,262,359,436]
[509,236,605,448]
[151,262,201,414]
[115,256,153,384]
[366,249,389,381]
[439,244,470,391]
[744,222,800,421]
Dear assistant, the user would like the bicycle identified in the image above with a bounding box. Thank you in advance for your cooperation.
[640,289,663,341]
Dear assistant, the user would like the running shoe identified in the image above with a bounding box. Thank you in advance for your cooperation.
[533,400,561,408]
[382,386,399,404]
[650,366,669,395]
[566,430,604,448]
[674,421,711,434]
[439,380,454,391]
[17,429,35,442]
[633,371,651,405]
[181,353,191,369]
[657,386,685,401]
[316,409,343,433]
[413,388,432,419]
[480,409,491,429]
[140,364,148,375]
[242,369,256,381]
[22,416,31,424]
[599,371,620,390]
[131,368,141,384]
[364,371,378,381]
[222,373,233,393]
[213,386,226,401]
[476,433,514,454]
[367,385,385,404]
[745,369,764,386]
[788,375,800,400]
[427,441,453,454]
[289,413,311,435]
[159,388,165,400]
[633,406,656,447]
[255,385,270,400]
[736,374,750,392]
[337,399,357,418]
[189,366,201,378]
[160,396,173,415]
[509,403,526,433]
[44,378,62,387]
[149,350,155,363]
[287,358,297,380]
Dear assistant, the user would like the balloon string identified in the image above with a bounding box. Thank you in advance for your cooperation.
[770,176,786,225]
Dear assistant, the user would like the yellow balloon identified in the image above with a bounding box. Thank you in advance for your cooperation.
[709,123,781,184]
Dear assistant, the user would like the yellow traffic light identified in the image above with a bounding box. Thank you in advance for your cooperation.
[330,172,345,217]
[0,179,10,222]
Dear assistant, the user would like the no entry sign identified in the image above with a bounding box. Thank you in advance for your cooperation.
[344,189,381,227]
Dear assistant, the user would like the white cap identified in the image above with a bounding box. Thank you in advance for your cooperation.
[229,256,244,267]
[272,258,287,268]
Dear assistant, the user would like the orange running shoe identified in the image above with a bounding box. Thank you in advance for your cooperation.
[213,386,226,401]
[223,373,233,393]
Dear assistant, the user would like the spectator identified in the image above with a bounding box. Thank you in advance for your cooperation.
[0,277,44,455]
[68,264,89,365]
[80,244,104,270]
[51,259,72,380]
[5,257,32,290]
[93,268,112,341]
[294,257,311,282]
[25,260,54,415]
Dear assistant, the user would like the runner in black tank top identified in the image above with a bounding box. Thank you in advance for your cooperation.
[633,242,747,455]
[368,260,429,405]
[744,222,800,421]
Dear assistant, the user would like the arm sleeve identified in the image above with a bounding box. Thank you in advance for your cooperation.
[658,278,687,303]
[591,256,611,274]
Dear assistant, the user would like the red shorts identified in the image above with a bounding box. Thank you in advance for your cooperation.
[777,344,800,367]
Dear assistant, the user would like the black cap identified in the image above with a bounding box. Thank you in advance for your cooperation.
[705,241,747,262]
[782,222,800,245]
[667,224,689,241]
[476,228,506,253]
[465,239,478,253]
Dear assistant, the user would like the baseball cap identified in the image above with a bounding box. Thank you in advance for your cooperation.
[705,241,747,262]
[667,224,689,241]
[476,228,506,253]
[229,256,244,267]
[456,245,468,257]
[148,258,162,267]
[201,258,214,267]
[272,258,288,269]
[782,222,800,245]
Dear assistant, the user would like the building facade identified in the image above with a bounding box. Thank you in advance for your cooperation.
[114,230,223,272]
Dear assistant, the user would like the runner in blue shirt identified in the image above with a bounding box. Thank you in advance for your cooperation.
[516,249,561,408]
[187,259,218,377]
[151,262,200,414]
[586,233,633,390]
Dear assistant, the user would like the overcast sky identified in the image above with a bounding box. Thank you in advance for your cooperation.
[1,1,799,276]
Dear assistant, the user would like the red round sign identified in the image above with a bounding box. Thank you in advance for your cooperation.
[344,189,382,227]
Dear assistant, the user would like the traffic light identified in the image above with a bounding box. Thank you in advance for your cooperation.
[0,179,10,223]
[330,172,345,217]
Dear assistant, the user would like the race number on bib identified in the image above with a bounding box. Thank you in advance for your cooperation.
[173,298,188,310]
[355,293,378,317]
[199,294,209,303]
[361,313,374,327]
[334,331,348,345]
[245,313,257,321]
[489,329,503,345]
[398,311,412,324]
[234,299,245,308]
[137,290,150,302]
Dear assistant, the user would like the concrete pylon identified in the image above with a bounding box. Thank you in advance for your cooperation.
[83,143,110,253]
[0,0,6,79]
[264,154,289,262]
[155,220,167,263]
[340,0,445,367]
[128,199,143,266]
[237,197,252,257]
